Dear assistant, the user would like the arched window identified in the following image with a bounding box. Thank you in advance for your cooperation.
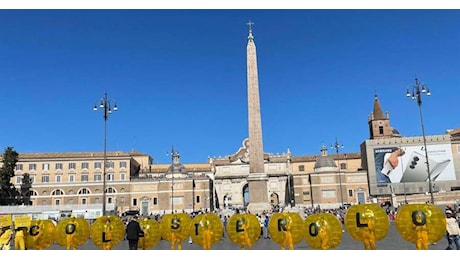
[78,188,91,195]
[51,189,65,196]
[106,187,116,194]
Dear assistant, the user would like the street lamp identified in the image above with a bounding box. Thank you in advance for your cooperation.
[93,92,118,216]
[166,146,179,213]
[406,77,433,204]
[331,138,344,207]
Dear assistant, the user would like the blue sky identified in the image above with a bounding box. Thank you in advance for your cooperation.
[0,9,459,163]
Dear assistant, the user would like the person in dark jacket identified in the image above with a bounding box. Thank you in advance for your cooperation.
[126,215,143,250]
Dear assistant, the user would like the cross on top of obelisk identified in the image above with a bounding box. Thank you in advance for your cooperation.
[247,20,254,39]
[247,20,254,32]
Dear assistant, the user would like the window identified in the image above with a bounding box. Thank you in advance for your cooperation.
[120,197,125,203]
[340,163,347,170]
[197,196,201,203]
[52,190,64,196]
[16,176,22,184]
[30,175,35,184]
[133,198,137,206]
[94,174,102,181]
[29,164,36,171]
[348,190,353,196]
[78,188,90,194]
[81,174,89,182]
[298,165,305,172]
[120,161,127,168]
[68,163,76,170]
[56,175,62,183]
[81,162,89,169]
[107,174,114,181]
[81,198,87,205]
[120,173,126,181]
[69,175,75,182]
[42,163,50,171]
[379,126,384,135]
[153,198,158,205]
[16,164,23,171]
[95,162,102,169]
[107,187,116,193]
[56,163,63,170]
[107,161,114,168]
[41,175,49,183]
[108,197,113,204]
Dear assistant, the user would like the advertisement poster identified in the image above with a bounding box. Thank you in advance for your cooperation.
[374,143,455,184]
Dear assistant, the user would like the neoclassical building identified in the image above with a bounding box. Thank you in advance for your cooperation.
[2,25,460,217]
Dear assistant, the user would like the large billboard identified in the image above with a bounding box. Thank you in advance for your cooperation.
[374,143,455,184]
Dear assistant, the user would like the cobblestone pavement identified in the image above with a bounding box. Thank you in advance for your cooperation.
[42,223,449,250]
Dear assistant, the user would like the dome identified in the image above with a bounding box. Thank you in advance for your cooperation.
[165,151,189,178]
[314,145,337,172]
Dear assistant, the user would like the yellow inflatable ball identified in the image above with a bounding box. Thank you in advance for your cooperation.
[304,213,343,250]
[25,219,56,250]
[268,212,304,250]
[55,217,90,249]
[90,215,125,250]
[226,213,260,249]
[159,213,192,243]
[138,218,161,250]
[344,204,390,246]
[190,213,223,250]
[395,204,446,247]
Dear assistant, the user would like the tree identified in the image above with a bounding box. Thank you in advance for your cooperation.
[20,172,33,205]
[0,147,19,205]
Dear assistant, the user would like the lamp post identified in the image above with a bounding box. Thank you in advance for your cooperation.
[93,92,118,216]
[166,146,179,213]
[406,77,433,204]
[331,138,344,208]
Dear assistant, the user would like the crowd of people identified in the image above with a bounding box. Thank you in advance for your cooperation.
[1,202,459,250]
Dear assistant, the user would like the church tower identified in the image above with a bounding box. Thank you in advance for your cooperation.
[245,21,271,213]
[368,94,400,139]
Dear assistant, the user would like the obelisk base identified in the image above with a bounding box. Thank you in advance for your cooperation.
[247,173,272,214]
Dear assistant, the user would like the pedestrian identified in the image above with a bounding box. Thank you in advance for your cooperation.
[445,210,460,250]
[126,215,143,250]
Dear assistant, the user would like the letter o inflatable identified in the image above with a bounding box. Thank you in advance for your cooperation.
[395,204,446,247]
[55,217,90,249]
[304,213,343,249]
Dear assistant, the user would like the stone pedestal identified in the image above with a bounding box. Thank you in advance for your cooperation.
[247,173,272,214]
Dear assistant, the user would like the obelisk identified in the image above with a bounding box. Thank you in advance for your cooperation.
[246,21,271,213]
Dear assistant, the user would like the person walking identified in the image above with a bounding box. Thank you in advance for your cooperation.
[126,216,143,250]
[445,210,460,250]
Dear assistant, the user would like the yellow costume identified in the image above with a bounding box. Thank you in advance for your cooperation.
[362,217,376,250]
[237,221,252,250]
[0,227,13,250]
[280,218,294,250]
[14,227,26,250]
[102,219,113,250]
[66,217,79,250]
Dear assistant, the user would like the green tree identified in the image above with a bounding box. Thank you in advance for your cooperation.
[20,172,33,205]
[0,146,19,205]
